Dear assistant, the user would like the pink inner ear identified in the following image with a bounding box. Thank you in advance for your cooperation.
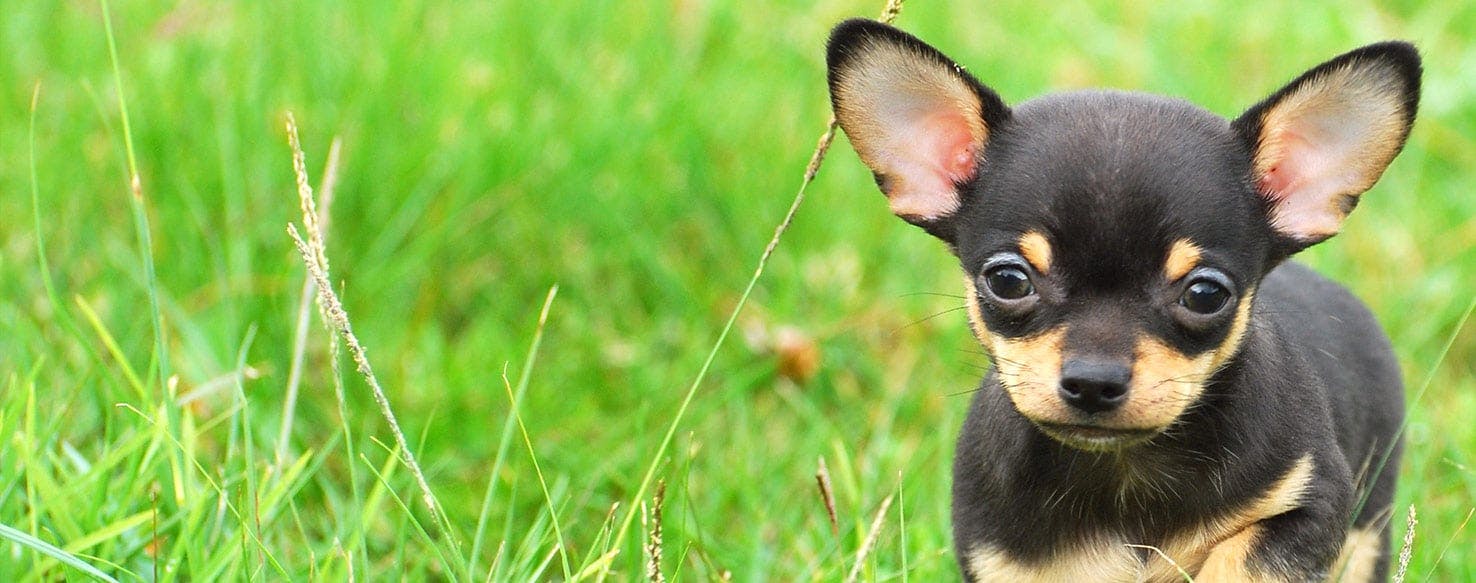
[882,109,981,219]
[1256,122,1364,239]
[1260,164,1289,195]
[921,111,979,183]
[1259,129,1327,200]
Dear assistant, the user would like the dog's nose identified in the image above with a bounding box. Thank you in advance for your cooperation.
[1059,360,1131,414]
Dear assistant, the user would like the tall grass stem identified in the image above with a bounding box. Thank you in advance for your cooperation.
[285,115,467,575]
[472,286,559,576]
[277,137,343,464]
[598,2,905,576]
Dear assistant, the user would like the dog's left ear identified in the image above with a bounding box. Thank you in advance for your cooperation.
[1234,41,1421,250]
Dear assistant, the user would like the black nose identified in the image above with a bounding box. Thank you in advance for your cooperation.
[1059,360,1132,414]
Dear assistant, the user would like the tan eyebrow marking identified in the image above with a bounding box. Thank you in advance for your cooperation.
[1018,231,1053,275]
[1164,239,1202,281]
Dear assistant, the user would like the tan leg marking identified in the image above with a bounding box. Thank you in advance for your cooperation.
[1195,525,1270,581]
[1329,527,1381,582]
[1018,230,1053,275]
[1164,239,1202,281]
[1144,454,1316,580]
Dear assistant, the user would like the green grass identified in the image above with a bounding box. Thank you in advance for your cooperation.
[2,0,1473,580]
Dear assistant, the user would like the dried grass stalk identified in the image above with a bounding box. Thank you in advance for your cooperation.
[843,494,894,583]
[278,135,342,464]
[1393,504,1416,583]
[816,457,838,535]
[284,114,459,554]
[644,480,666,583]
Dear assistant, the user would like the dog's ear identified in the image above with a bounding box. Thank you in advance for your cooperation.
[826,19,1010,241]
[1234,41,1421,250]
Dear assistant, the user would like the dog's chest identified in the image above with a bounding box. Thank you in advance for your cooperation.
[963,454,1316,582]
[964,534,1220,583]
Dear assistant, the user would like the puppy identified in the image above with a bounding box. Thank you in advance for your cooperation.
[825,19,1419,582]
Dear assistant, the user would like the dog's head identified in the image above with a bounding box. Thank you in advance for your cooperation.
[826,20,1420,451]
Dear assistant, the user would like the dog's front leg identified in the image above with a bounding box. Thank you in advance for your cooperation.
[1196,508,1351,583]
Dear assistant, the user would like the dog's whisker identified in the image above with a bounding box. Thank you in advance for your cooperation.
[895,305,968,332]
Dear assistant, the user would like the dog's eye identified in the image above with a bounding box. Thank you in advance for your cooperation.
[985,265,1035,300]
[1180,279,1231,314]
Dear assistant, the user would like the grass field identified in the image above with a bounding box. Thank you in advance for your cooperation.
[2,0,1473,580]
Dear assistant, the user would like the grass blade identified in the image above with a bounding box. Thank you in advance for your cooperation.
[600,3,909,573]
[473,285,559,575]
[497,287,569,579]
[99,0,170,404]
[284,114,466,576]
[278,137,343,464]
[843,494,894,583]
[0,522,120,583]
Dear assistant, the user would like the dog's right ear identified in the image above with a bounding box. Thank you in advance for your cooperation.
[827,19,1010,240]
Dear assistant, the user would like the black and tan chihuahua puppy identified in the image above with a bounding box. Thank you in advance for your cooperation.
[825,19,1420,582]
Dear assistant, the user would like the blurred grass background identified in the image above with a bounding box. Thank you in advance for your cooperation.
[2,0,1473,580]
